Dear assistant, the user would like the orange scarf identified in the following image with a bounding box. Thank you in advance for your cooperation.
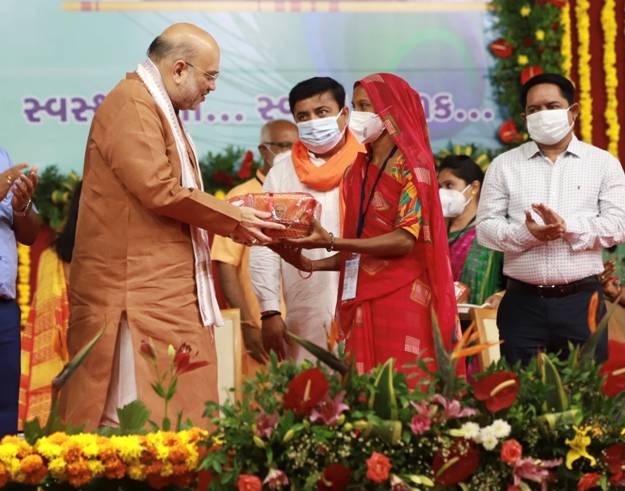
[291,130,365,192]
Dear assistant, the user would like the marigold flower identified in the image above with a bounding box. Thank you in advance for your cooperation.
[535,29,545,41]
[520,5,531,16]
[517,55,529,66]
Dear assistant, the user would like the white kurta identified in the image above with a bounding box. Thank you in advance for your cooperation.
[249,151,340,362]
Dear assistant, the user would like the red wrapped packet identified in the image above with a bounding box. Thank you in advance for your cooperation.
[228,192,322,239]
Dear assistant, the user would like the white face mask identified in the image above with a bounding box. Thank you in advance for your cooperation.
[348,110,386,144]
[297,112,346,154]
[526,107,574,145]
[439,185,472,218]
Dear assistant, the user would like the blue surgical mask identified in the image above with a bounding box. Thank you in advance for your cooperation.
[296,112,346,154]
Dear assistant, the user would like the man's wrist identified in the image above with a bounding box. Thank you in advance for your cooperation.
[13,199,32,217]
[261,310,281,320]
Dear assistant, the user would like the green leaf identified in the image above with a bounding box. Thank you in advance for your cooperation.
[116,400,150,435]
[162,416,171,431]
[579,295,621,363]
[52,328,105,391]
[23,417,45,445]
[286,332,348,374]
[539,353,569,412]
[165,378,178,402]
[369,358,398,420]
[151,382,166,398]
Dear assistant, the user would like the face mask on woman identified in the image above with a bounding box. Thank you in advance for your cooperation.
[348,110,386,144]
[439,185,472,218]
[526,107,574,145]
[297,112,346,154]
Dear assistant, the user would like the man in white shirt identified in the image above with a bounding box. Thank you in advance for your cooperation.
[477,73,625,365]
[249,77,364,361]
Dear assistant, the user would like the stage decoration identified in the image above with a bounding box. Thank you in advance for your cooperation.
[435,142,497,171]
[489,0,566,145]
[601,0,620,157]
[17,243,31,326]
[2,294,625,489]
[560,2,572,78]
[33,166,81,232]
[199,145,262,196]
[574,0,592,143]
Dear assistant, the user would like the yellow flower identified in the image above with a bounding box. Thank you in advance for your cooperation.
[535,30,545,41]
[111,436,144,463]
[565,426,596,469]
[520,5,531,17]
[517,55,529,66]
[87,459,105,476]
[48,457,66,478]
[214,190,226,200]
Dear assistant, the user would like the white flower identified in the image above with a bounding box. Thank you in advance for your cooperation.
[477,425,496,444]
[490,419,511,439]
[459,422,481,440]
[481,434,498,451]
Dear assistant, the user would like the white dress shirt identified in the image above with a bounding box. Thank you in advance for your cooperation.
[249,150,340,362]
[476,136,625,285]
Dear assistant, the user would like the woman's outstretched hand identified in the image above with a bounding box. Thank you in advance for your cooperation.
[284,218,333,250]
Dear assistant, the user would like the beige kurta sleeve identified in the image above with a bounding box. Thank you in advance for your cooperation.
[99,92,241,237]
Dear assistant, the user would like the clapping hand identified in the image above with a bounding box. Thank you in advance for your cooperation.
[11,166,39,213]
[0,163,28,201]
[525,203,566,242]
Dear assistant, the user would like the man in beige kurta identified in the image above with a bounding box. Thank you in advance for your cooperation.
[59,24,278,430]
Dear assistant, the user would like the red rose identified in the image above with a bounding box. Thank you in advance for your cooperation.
[238,474,262,491]
[317,463,351,491]
[600,359,625,396]
[577,472,602,490]
[522,37,534,48]
[489,38,514,58]
[366,452,392,483]
[520,66,544,86]
[433,439,480,485]
[500,439,523,465]
[283,368,329,416]
[472,371,520,412]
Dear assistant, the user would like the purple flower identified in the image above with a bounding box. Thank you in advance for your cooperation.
[309,391,349,426]
[255,412,279,438]
[431,394,478,420]
[263,469,289,489]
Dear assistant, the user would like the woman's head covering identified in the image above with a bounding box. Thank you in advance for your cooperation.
[357,73,459,350]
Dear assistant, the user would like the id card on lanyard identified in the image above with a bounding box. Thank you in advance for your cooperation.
[341,145,397,302]
[341,253,360,301]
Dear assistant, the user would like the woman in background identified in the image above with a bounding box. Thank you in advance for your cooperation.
[19,182,81,424]
[438,156,504,306]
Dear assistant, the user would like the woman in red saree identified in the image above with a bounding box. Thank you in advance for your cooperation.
[276,73,459,382]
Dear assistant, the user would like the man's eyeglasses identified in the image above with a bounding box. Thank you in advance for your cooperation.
[184,61,219,82]
[262,141,293,150]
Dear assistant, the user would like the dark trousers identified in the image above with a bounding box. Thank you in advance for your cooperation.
[0,300,20,436]
[497,282,608,366]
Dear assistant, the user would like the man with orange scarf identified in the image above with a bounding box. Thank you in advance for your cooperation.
[272,73,460,383]
[249,77,364,361]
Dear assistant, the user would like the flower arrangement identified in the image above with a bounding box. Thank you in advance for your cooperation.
[198,299,625,490]
[199,145,262,198]
[488,0,567,145]
[435,142,497,171]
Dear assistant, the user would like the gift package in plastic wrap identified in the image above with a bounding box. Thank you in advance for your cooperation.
[227,192,322,239]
